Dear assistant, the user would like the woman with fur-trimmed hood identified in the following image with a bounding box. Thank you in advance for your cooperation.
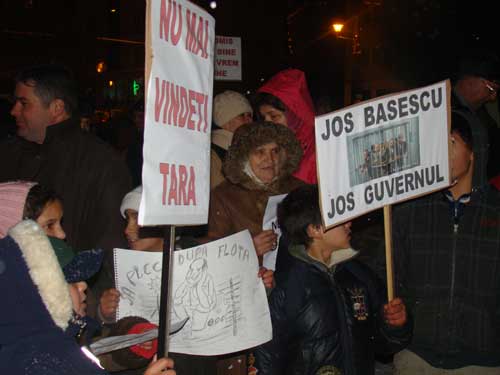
[205,121,305,260]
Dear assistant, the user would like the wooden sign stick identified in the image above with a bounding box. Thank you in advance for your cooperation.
[383,205,395,301]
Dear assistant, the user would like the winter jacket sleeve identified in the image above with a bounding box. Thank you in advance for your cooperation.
[205,187,234,241]
[253,285,289,374]
[346,260,413,356]
[374,311,413,356]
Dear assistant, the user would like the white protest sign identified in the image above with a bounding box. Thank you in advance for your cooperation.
[140,0,215,225]
[214,35,242,81]
[113,230,272,355]
[262,194,287,270]
[315,80,451,228]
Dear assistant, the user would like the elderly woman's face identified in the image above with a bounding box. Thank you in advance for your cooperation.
[249,142,284,184]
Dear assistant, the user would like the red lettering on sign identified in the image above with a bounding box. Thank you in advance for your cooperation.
[159,0,182,46]
[185,9,209,59]
[215,37,233,44]
[215,59,239,67]
[216,48,236,56]
[160,163,197,206]
[153,77,208,133]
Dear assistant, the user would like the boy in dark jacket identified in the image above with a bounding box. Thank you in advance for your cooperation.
[254,184,412,375]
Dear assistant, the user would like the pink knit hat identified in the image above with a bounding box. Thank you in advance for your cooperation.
[0,181,37,238]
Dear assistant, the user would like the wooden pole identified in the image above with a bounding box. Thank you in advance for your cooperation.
[157,225,176,357]
[383,205,394,301]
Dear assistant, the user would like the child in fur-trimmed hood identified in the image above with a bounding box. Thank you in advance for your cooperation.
[0,220,107,374]
[0,181,173,374]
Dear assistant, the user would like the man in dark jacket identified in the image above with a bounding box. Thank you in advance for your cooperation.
[254,184,412,375]
[392,111,500,373]
[451,48,500,180]
[0,64,132,306]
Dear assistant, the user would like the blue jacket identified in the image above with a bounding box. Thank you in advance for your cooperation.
[254,247,412,375]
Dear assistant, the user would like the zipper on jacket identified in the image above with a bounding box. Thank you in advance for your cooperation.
[449,215,458,312]
[447,211,459,355]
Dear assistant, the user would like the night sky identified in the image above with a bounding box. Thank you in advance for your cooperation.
[1,0,498,110]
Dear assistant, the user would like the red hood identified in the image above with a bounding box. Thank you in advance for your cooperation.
[258,69,317,184]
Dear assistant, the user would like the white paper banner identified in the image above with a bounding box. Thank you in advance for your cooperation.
[315,80,451,228]
[214,35,242,81]
[262,194,287,270]
[113,230,272,355]
[140,0,215,225]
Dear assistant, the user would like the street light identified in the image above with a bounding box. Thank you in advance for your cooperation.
[331,17,361,106]
[332,23,344,33]
[331,19,361,55]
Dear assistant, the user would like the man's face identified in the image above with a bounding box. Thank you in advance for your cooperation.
[450,130,473,183]
[186,258,205,285]
[10,82,54,143]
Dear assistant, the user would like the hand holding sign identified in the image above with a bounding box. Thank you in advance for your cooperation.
[252,230,277,257]
[262,194,288,270]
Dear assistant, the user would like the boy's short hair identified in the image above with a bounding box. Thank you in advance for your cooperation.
[278,184,321,247]
[451,110,473,150]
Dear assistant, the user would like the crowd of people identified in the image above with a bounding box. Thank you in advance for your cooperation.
[358,135,409,180]
[0,45,500,375]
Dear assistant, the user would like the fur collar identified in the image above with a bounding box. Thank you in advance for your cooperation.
[9,220,73,330]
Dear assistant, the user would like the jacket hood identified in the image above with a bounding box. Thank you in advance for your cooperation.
[0,220,73,346]
[289,243,358,271]
[223,121,303,192]
[257,69,317,184]
[0,222,105,374]
[258,69,315,135]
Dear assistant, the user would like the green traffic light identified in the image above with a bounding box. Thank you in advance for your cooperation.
[133,80,140,96]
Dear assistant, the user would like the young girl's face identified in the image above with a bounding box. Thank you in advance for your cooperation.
[69,281,88,317]
[124,209,163,252]
[37,199,66,240]
[258,104,287,126]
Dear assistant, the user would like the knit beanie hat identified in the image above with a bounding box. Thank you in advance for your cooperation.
[120,185,142,218]
[0,181,37,239]
[213,90,253,127]
[119,186,166,239]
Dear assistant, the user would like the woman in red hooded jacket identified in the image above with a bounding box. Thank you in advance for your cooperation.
[253,68,317,184]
